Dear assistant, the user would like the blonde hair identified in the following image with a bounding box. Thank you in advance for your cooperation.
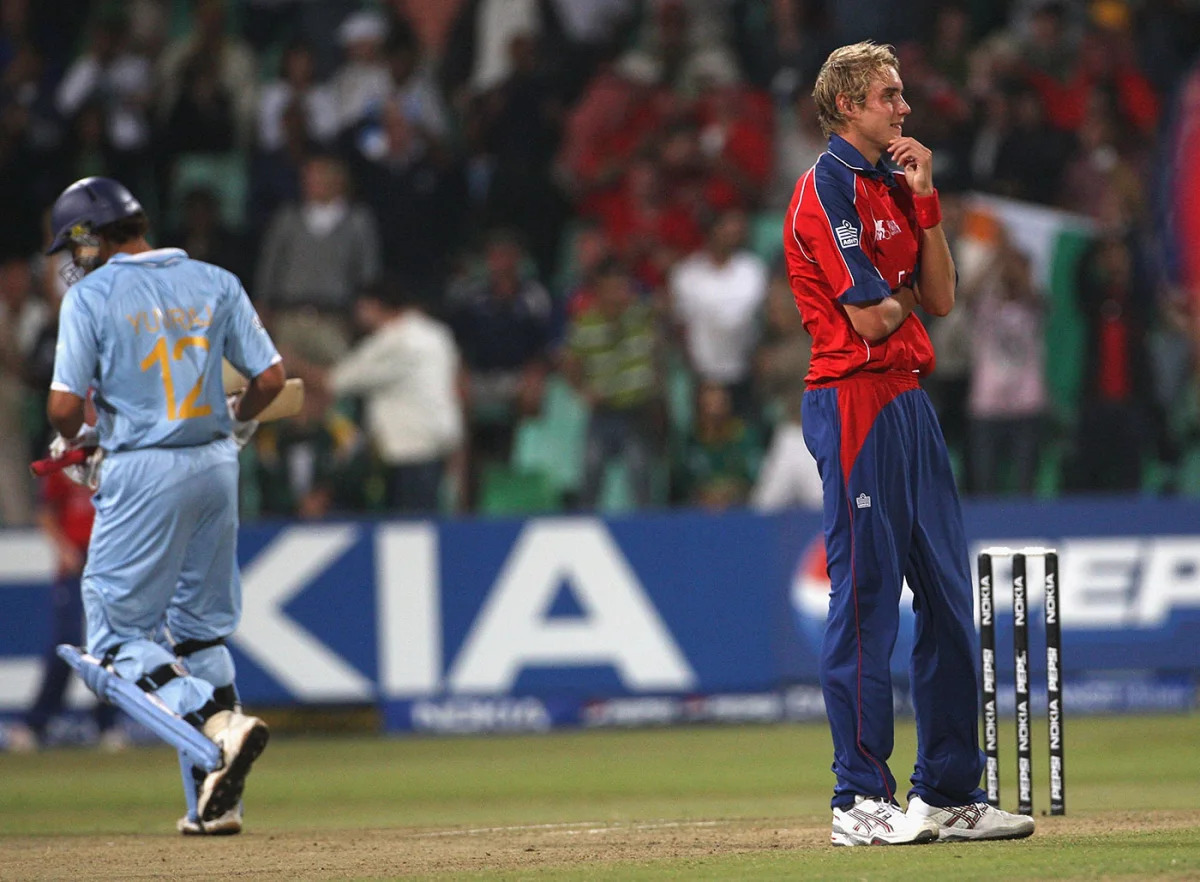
[812,42,899,138]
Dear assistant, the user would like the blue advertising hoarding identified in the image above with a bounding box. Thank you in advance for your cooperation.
[1,500,1198,732]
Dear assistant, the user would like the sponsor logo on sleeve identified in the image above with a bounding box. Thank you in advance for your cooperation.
[835,220,859,248]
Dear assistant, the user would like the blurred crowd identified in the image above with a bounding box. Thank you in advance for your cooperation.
[1,0,1199,524]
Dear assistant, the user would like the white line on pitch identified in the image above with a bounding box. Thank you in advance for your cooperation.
[413,819,726,838]
[567,820,723,836]
[415,822,602,837]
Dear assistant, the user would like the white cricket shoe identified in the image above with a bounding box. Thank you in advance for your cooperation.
[178,803,243,835]
[906,795,1035,841]
[97,728,131,753]
[197,710,269,823]
[831,795,940,846]
[6,723,38,753]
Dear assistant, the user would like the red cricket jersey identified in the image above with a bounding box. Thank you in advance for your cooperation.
[41,471,94,553]
[783,135,936,385]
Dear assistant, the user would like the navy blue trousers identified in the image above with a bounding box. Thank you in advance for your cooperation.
[27,574,117,736]
[803,373,985,810]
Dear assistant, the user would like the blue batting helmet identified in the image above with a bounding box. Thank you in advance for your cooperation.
[46,176,144,255]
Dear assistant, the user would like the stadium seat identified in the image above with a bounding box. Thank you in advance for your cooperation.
[594,459,671,512]
[166,0,244,39]
[237,443,262,519]
[1177,442,1200,497]
[478,464,562,515]
[552,219,589,295]
[750,210,786,265]
[1034,435,1064,499]
[511,374,588,498]
[599,461,635,513]
[170,152,249,231]
[665,353,695,446]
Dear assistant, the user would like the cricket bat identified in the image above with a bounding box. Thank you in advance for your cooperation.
[32,365,305,476]
[30,447,90,477]
[223,359,305,423]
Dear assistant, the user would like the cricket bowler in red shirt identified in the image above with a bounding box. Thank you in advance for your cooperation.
[783,42,1035,846]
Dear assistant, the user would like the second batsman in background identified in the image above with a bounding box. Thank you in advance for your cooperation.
[44,176,285,835]
[783,43,1035,845]
[8,396,126,753]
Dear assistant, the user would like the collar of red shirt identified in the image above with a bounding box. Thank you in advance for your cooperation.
[827,135,900,188]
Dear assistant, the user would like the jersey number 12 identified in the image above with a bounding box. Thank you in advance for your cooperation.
[140,336,212,420]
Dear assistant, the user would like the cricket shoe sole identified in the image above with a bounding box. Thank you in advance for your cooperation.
[198,712,269,823]
[178,803,243,835]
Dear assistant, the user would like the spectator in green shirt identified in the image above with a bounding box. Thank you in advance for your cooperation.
[564,258,664,509]
[675,380,763,511]
[253,384,370,518]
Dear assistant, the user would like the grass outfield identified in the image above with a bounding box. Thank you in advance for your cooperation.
[1,714,1197,879]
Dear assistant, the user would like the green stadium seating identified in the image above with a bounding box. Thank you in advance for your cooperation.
[478,464,562,515]
[170,152,248,231]
[665,352,695,446]
[511,374,587,498]
[1178,442,1200,497]
[750,210,785,265]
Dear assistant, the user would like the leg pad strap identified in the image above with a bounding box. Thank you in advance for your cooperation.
[183,699,223,728]
[212,684,238,711]
[137,662,190,692]
[174,637,226,657]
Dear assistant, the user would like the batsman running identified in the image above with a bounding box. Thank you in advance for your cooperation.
[43,176,284,835]
[783,43,1035,845]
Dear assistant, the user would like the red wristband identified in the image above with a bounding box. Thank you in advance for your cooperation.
[912,190,942,229]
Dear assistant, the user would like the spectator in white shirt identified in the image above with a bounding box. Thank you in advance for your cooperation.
[156,0,257,148]
[326,274,465,515]
[751,421,823,512]
[56,14,153,159]
[257,40,340,152]
[751,267,821,512]
[332,9,392,133]
[966,238,1047,495]
[668,207,767,419]
[384,36,449,150]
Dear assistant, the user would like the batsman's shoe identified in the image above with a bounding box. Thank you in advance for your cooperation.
[197,711,269,823]
[906,795,1035,841]
[831,796,940,846]
[6,723,38,753]
[178,803,243,836]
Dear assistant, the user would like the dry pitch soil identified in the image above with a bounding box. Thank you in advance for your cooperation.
[3,810,1197,881]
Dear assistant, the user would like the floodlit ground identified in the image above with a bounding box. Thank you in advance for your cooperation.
[2,715,1197,880]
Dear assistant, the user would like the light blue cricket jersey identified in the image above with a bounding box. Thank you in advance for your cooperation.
[52,248,280,452]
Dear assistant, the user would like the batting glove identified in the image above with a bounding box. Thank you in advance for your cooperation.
[49,423,99,459]
[226,393,259,450]
[48,426,104,489]
[70,448,105,490]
